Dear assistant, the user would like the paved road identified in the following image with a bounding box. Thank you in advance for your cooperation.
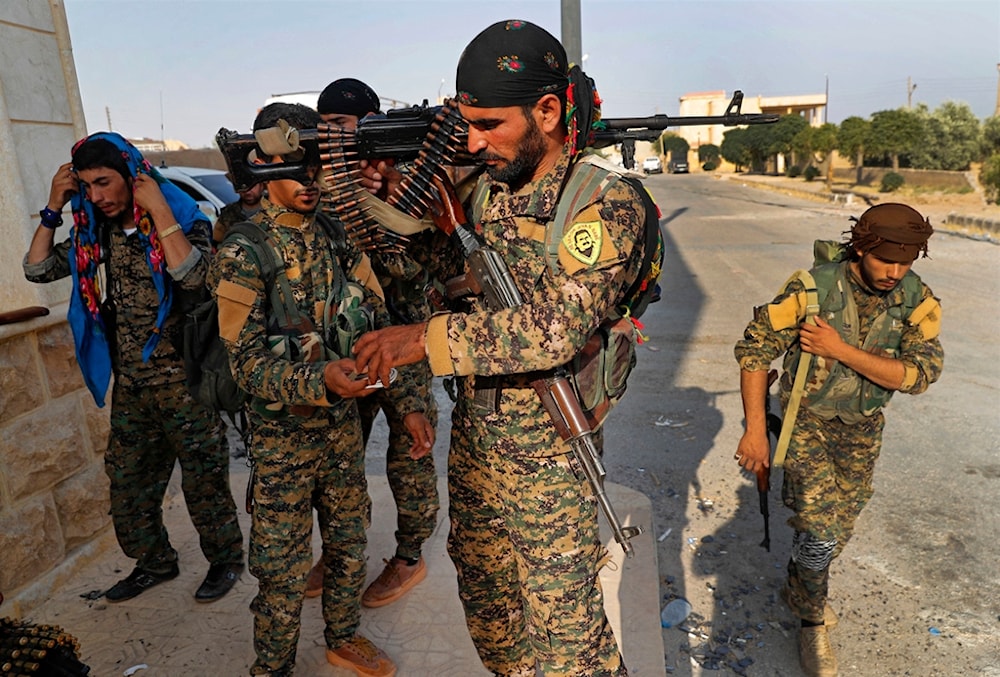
[597,173,1000,675]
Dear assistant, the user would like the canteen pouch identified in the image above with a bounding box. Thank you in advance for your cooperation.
[570,318,637,431]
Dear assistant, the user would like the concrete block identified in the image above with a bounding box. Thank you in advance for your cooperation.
[53,463,111,550]
[0,494,64,592]
[0,396,89,500]
[37,322,84,399]
[0,333,45,423]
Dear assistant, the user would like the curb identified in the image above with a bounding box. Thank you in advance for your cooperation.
[732,175,1000,241]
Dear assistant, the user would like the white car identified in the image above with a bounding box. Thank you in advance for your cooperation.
[156,165,239,223]
[641,156,663,174]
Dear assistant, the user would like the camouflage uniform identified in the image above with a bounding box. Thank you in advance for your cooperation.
[208,198,424,676]
[213,200,261,244]
[361,250,439,561]
[735,262,944,623]
[418,146,645,676]
[23,220,243,575]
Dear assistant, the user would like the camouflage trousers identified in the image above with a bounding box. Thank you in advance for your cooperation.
[105,380,243,573]
[357,360,439,561]
[447,396,626,677]
[246,406,370,676]
[781,408,884,623]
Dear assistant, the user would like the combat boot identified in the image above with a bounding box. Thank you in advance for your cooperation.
[798,624,838,677]
[781,584,838,627]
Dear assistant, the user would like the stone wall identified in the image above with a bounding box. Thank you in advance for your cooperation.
[0,1,115,617]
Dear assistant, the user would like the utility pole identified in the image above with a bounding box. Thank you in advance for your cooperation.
[995,64,1000,116]
[824,75,829,124]
[560,0,582,67]
[105,106,112,131]
[907,76,917,109]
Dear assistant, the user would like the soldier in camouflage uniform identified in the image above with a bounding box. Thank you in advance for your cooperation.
[354,20,648,676]
[212,179,264,245]
[209,102,433,677]
[23,133,244,604]
[735,203,944,677]
[302,78,439,607]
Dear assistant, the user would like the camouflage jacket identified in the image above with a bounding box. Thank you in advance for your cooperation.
[422,145,647,379]
[735,262,944,417]
[208,198,423,416]
[23,219,214,389]
[213,200,261,244]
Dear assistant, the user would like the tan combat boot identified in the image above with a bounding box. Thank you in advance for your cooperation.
[798,624,838,677]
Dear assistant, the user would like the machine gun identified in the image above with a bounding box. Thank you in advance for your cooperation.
[217,90,778,189]
[590,90,778,169]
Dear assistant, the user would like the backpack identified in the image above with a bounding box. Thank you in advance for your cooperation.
[182,221,303,425]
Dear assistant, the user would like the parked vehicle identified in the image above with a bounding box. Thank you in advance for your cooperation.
[669,160,690,174]
[156,165,238,223]
[642,156,663,174]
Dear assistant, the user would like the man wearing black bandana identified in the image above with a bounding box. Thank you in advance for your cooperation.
[355,19,647,676]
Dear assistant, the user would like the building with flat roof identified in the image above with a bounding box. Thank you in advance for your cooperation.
[675,90,826,151]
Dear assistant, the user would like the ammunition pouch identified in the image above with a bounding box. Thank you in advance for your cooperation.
[570,318,637,431]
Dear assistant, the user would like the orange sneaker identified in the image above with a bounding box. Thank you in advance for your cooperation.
[361,557,426,608]
[304,557,323,599]
[326,634,396,677]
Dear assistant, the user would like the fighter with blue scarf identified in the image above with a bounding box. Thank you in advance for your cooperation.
[24,132,245,604]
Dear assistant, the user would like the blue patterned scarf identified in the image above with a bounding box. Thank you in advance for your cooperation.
[67,132,202,406]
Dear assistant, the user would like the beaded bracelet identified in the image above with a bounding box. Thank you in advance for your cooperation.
[158,223,183,239]
[39,207,63,229]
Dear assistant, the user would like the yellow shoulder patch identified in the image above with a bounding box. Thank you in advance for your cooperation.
[766,292,807,331]
[216,279,257,343]
[557,204,619,275]
[907,296,942,341]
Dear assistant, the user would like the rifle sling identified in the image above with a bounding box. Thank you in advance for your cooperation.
[772,270,819,468]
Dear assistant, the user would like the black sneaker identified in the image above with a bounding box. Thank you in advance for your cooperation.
[194,562,244,602]
[105,564,179,602]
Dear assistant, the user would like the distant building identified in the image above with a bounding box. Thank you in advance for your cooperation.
[130,137,189,152]
[675,90,826,152]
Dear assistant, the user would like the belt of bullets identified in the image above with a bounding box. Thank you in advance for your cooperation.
[316,124,407,255]
[0,618,90,675]
[315,100,468,254]
[387,100,468,219]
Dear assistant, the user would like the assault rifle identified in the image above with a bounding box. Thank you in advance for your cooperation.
[217,90,778,189]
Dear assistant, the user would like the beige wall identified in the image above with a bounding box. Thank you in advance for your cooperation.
[0,0,115,617]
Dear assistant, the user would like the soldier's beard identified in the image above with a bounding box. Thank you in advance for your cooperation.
[483,116,547,190]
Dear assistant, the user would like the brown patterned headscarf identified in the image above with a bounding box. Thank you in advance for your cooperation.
[846,203,933,263]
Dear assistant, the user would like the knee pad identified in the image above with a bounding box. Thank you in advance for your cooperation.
[792,531,837,571]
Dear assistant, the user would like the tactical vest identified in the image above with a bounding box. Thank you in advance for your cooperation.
[231,215,373,420]
[467,154,662,428]
[783,260,925,423]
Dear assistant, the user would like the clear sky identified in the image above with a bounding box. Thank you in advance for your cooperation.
[64,0,1000,149]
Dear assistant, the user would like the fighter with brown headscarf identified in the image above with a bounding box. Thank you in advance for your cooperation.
[734,203,944,677]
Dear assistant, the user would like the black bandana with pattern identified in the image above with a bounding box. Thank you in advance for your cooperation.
[455,19,568,107]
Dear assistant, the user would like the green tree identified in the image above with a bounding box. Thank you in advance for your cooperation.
[981,115,1000,155]
[698,143,721,167]
[659,133,690,159]
[793,123,839,185]
[910,101,983,170]
[720,127,751,171]
[980,153,1000,203]
[765,114,809,170]
[868,108,924,171]
[837,116,871,184]
[979,116,1000,202]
